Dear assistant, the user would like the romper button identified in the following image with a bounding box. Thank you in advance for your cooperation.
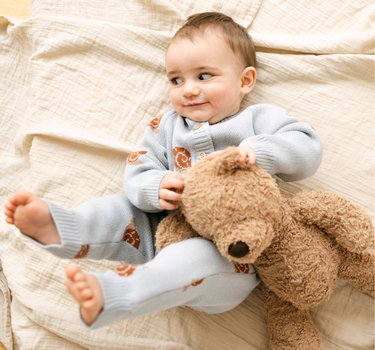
[198,152,206,160]
[194,123,202,130]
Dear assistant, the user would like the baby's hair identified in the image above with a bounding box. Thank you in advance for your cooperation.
[171,12,256,69]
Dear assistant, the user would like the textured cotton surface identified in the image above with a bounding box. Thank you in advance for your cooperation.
[0,0,374,349]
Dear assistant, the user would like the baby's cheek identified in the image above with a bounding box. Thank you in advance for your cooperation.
[212,88,238,108]
[170,91,182,110]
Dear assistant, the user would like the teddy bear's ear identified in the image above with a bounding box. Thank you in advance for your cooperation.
[215,147,253,176]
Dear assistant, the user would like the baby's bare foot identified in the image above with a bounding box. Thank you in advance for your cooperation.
[4,189,61,245]
[66,263,103,325]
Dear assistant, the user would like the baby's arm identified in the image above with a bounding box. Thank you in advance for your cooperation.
[240,104,323,181]
[124,112,182,212]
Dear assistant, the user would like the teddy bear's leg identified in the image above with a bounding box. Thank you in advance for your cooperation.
[337,247,375,297]
[155,210,199,251]
[291,190,374,254]
[263,285,322,350]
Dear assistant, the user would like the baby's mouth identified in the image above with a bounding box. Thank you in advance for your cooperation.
[185,102,208,107]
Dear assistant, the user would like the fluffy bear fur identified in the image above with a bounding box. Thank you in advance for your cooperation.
[155,147,374,350]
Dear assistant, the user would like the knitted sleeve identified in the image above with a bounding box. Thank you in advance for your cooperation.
[239,104,323,181]
[123,113,172,212]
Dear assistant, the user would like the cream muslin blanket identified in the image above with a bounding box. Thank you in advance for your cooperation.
[0,0,373,349]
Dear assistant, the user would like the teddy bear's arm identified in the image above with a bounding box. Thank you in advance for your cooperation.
[291,190,374,253]
[155,210,200,251]
[263,284,322,349]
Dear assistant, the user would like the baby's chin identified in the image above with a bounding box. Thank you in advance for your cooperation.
[180,110,228,124]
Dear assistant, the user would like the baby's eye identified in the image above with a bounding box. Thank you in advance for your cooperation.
[199,73,212,80]
[171,77,183,85]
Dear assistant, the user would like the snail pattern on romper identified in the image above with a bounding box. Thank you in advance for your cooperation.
[122,217,140,249]
[147,114,164,133]
[127,151,147,166]
[233,262,250,274]
[73,244,90,259]
[126,114,164,165]
[112,264,138,277]
[173,147,192,175]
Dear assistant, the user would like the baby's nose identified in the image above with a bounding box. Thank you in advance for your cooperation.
[182,83,200,97]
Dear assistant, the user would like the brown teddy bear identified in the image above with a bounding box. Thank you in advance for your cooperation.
[155,147,374,350]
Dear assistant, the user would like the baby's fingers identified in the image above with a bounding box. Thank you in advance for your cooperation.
[238,148,256,165]
[206,151,223,161]
[160,172,184,191]
[165,178,185,190]
[159,189,182,202]
[159,187,182,210]
[159,198,179,210]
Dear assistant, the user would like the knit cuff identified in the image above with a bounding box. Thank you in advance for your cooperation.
[21,199,82,259]
[240,136,275,175]
[80,270,132,329]
[142,170,171,211]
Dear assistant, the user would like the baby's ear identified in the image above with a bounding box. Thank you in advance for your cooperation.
[240,67,256,95]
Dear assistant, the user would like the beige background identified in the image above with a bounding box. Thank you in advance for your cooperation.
[0,0,373,349]
[0,4,28,349]
[1,4,27,350]
[0,0,30,19]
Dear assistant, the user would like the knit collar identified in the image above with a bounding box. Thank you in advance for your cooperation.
[183,109,244,128]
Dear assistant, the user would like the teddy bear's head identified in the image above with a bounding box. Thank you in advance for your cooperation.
[180,147,282,264]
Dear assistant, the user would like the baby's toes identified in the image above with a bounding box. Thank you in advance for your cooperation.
[7,194,17,206]
[14,189,33,205]
[76,280,89,292]
[5,200,16,212]
[73,272,86,284]
[4,202,16,222]
[81,287,93,300]
[66,263,86,283]
[82,297,99,310]
[4,207,14,218]
[66,278,86,304]
[5,215,14,224]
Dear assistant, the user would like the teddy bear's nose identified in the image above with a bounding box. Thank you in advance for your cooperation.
[228,242,249,258]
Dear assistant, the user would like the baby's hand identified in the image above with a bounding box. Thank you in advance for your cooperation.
[206,147,257,165]
[159,172,184,210]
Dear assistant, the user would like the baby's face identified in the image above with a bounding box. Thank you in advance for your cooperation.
[166,31,250,124]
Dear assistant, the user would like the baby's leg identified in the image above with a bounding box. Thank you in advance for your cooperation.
[6,190,159,264]
[84,237,260,329]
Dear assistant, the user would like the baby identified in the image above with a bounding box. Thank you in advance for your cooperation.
[4,12,323,328]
